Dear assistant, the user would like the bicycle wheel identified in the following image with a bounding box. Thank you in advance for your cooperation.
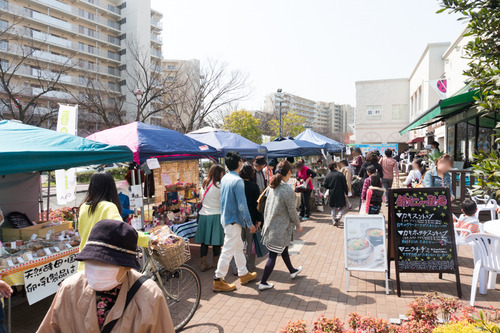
[157,264,201,332]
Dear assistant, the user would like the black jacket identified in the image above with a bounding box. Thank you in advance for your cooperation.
[323,170,348,208]
[244,180,262,225]
[359,161,384,181]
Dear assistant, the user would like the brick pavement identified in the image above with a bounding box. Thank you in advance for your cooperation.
[181,207,500,333]
[11,206,500,332]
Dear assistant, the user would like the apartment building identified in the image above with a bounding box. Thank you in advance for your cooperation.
[355,78,410,144]
[0,0,163,133]
[264,91,355,135]
[340,104,355,133]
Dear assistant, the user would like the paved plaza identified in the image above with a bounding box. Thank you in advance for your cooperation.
[11,207,500,332]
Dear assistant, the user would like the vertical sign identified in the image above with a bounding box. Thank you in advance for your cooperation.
[55,105,78,205]
[388,187,461,298]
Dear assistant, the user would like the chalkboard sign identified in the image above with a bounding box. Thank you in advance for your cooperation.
[388,187,462,298]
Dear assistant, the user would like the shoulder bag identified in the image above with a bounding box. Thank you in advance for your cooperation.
[196,182,213,223]
[414,172,426,188]
[101,275,149,333]
[257,186,270,214]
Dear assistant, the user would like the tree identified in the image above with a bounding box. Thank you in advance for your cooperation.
[71,75,125,129]
[269,111,306,139]
[0,19,77,126]
[223,110,262,144]
[438,0,500,196]
[163,59,250,133]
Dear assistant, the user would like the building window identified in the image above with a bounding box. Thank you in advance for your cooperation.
[108,66,116,75]
[166,65,175,70]
[0,19,8,30]
[0,40,7,51]
[88,45,94,54]
[78,8,85,18]
[0,1,7,10]
[78,25,85,34]
[108,51,118,60]
[88,13,95,21]
[78,42,85,51]
[0,59,8,71]
[88,28,95,38]
[78,75,85,85]
[392,104,407,120]
[108,81,117,91]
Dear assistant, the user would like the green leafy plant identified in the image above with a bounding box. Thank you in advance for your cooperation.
[472,150,500,197]
[269,110,306,139]
[312,315,344,333]
[428,150,444,165]
[223,110,263,144]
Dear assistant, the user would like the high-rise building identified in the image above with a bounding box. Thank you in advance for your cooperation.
[264,91,354,135]
[340,104,355,133]
[0,0,163,133]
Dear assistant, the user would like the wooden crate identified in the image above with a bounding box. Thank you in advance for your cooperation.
[154,160,199,205]
[2,221,73,241]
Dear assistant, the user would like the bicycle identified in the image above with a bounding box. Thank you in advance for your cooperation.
[138,246,201,332]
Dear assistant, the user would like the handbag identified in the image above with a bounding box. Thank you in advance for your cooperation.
[257,186,270,214]
[294,182,309,193]
[196,182,213,223]
[414,172,426,188]
[252,231,269,258]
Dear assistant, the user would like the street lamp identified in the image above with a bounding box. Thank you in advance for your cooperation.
[277,88,282,138]
[134,88,143,121]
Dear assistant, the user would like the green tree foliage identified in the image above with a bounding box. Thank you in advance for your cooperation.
[269,111,306,139]
[439,0,500,196]
[223,110,263,144]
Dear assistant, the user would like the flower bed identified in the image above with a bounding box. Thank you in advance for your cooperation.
[279,293,500,333]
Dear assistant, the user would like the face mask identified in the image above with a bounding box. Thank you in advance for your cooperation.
[84,262,121,291]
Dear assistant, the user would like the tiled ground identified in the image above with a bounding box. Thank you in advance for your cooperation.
[12,206,500,332]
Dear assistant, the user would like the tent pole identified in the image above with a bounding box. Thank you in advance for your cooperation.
[39,172,44,220]
[137,168,145,229]
[46,171,51,221]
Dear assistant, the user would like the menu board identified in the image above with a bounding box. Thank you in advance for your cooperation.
[388,187,462,298]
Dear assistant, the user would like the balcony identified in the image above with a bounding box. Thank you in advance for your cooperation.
[151,49,162,58]
[31,30,72,48]
[151,19,163,30]
[151,33,163,43]
[31,11,72,30]
[32,88,72,100]
[35,0,71,12]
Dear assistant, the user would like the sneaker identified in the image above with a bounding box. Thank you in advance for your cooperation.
[333,218,339,226]
[213,278,236,292]
[239,271,257,285]
[290,266,303,279]
[258,283,274,291]
[302,216,309,221]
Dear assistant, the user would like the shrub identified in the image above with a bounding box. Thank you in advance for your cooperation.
[347,313,393,333]
[76,166,128,183]
[432,321,477,333]
[312,315,344,333]
[279,320,308,333]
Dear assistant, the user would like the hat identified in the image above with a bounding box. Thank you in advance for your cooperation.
[76,219,140,270]
[254,156,267,166]
[268,158,278,167]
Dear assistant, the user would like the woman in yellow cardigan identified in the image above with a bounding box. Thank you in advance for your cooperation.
[78,172,149,270]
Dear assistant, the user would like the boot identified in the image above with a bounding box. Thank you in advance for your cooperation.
[200,257,212,272]
[213,278,236,292]
[239,271,257,285]
[213,256,220,268]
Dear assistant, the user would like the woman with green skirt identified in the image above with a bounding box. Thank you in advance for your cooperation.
[195,164,226,271]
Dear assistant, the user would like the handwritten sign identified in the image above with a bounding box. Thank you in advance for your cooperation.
[389,187,461,298]
[24,254,77,305]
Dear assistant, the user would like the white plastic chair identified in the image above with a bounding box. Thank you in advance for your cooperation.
[464,233,500,306]
[468,191,498,221]
[453,214,474,248]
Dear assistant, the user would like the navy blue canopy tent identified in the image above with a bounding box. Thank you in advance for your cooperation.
[295,128,344,153]
[87,122,218,164]
[262,137,324,158]
[187,127,268,158]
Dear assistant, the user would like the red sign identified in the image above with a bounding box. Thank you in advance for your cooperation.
[13,97,20,109]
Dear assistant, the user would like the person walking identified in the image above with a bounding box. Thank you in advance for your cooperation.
[350,147,364,175]
[213,152,257,292]
[194,164,225,272]
[339,160,353,210]
[423,154,455,199]
[380,149,400,204]
[324,162,348,227]
[38,219,174,333]
[295,159,317,220]
[252,156,268,193]
[239,163,263,271]
[259,161,303,291]
[78,172,150,270]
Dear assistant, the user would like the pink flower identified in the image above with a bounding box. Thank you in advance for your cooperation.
[97,301,105,308]
[97,309,105,316]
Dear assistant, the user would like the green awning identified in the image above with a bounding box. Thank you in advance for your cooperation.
[400,89,480,135]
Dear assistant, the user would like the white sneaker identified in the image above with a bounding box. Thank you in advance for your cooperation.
[290,266,303,279]
[258,283,274,291]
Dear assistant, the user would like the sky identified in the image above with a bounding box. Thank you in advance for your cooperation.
[151,0,466,109]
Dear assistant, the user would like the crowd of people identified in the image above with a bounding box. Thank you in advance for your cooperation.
[20,143,482,332]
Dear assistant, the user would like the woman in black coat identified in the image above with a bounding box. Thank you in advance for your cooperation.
[324,162,348,227]
[359,151,384,181]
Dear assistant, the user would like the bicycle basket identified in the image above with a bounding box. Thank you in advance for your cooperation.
[152,239,190,271]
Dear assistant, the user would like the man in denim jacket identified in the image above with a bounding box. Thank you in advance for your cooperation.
[213,152,257,292]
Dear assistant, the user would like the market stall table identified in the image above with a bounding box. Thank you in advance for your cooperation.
[484,220,500,236]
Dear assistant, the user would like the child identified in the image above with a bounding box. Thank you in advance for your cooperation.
[360,165,376,212]
[454,199,480,237]
[365,174,385,214]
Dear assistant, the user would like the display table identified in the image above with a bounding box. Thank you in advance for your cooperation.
[170,220,197,239]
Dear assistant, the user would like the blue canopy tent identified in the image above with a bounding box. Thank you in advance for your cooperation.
[87,122,218,164]
[0,120,133,176]
[262,137,324,158]
[295,128,344,153]
[187,127,268,158]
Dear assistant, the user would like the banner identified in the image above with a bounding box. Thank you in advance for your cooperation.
[55,104,78,205]
[429,79,447,99]
[356,144,398,156]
